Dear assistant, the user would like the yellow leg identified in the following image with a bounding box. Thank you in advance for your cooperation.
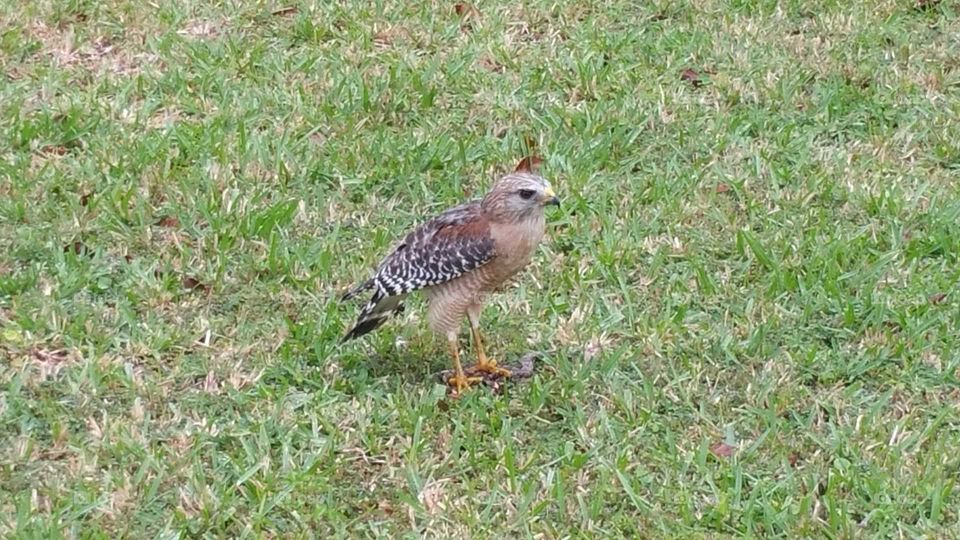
[468,309,511,378]
[446,334,481,393]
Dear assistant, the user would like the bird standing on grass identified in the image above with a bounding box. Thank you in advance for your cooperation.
[340,159,560,393]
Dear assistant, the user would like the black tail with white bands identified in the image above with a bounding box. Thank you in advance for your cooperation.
[341,281,405,343]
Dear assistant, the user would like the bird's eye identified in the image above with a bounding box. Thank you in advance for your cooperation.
[518,189,536,200]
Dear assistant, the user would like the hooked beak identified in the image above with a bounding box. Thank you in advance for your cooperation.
[543,186,560,207]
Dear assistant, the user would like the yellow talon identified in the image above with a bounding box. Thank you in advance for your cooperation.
[474,359,512,378]
[447,374,483,393]
[446,336,481,394]
[468,316,511,378]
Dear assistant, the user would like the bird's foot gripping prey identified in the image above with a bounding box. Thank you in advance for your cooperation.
[446,338,483,393]
[448,352,540,395]
[340,158,559,395]
[467,320,511,378]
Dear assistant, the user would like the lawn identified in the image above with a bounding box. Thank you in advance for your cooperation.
[2,0,960,537]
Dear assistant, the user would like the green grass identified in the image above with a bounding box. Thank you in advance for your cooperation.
[2,0,960,536]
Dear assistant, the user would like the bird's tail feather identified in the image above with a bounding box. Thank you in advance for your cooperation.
[341,285,405,343]
[340,279,374,302]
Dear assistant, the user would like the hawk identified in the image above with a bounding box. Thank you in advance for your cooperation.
[340,161,559,393]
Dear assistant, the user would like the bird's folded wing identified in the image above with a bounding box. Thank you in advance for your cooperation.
[373,202,495,296]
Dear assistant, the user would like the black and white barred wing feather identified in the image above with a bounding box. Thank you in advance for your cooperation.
[340,202,495,341]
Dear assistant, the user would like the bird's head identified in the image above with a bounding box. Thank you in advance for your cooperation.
[481,172,560,223]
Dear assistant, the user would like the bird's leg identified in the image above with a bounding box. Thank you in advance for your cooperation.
[467,307,511,378]
[446,333,481,393]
